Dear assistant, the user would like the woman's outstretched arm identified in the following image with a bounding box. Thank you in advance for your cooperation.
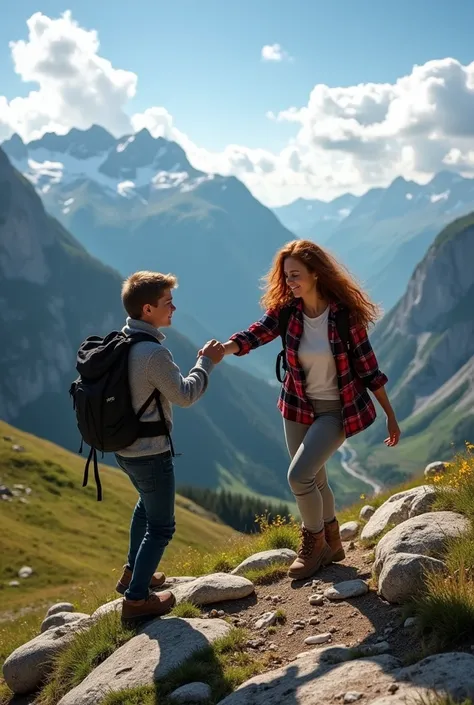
[224,308,281,357]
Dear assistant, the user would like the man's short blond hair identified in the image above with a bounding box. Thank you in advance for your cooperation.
[121,271,177,319]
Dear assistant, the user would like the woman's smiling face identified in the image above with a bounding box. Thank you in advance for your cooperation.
[283,256,317,299]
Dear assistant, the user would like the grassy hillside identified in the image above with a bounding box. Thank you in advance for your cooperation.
[0,421,236,613]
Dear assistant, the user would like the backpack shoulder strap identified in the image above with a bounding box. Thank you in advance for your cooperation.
[335,308,350,352]
[278,306,293,349]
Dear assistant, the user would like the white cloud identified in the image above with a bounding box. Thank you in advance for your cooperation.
[2,13,474,206]
[0,10,136,142]
[261,43,292,62]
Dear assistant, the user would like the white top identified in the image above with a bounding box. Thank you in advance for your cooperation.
[297,306,340,401]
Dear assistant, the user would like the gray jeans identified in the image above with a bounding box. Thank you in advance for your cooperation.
[284,399,345,533]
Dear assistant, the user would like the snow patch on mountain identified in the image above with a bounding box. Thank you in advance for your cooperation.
[430,190,450,204]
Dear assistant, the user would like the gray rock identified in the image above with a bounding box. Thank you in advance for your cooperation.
[8,580,20,587]
[40,612,90,633]
[304,633,332,645]
[340,522,360,541]
[378,552,446,603]
[361,486,437,543]
[230,549,297,576]
[324,580,369,601]
[3,620,90,694]
[171,573,254,606]
[18,566,33,579]
[91,598,123,620]
[169,682,212,703]
[397,652,474,701]
[424,461,448,479]
[216,654,400,704]
[344,692,362,703]
[255,612,277,630]
[374,512,469,578]
[216,651,474,705]
[46,602,75,618]
[404,617,417,629]
[57,618,231,705]
[360,505,376,521]
[309,594,324,606]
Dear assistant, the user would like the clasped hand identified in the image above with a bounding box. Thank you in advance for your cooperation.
[198,339,225,364]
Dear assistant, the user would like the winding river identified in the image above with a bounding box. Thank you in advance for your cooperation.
[337,442,383,495]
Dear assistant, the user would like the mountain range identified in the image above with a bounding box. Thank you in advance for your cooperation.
[273,172,474,314]
[1,126,294,379]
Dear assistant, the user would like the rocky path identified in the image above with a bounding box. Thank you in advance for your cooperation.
[201,543,419,669]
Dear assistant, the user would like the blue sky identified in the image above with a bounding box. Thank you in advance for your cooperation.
[2,1,474,204]
[2,0,473,153]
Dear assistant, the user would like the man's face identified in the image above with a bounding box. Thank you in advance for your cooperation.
[141,288,176,328]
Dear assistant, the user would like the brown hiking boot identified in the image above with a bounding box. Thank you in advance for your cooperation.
[116,565,167,595]
[121,591,176,621]
[324,518,346,563]
[288,526,332,580]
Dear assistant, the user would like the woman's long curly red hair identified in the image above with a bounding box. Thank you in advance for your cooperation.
[261,239,381,328]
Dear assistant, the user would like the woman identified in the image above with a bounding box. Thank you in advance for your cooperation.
[222,240,400,580]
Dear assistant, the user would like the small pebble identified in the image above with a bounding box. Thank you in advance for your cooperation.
[304,633,332,645]
[309,594,324,606]
[309,617,320,625]
[329,626,338,633]
[217,610,225,617]
[287,630,295,636]
[388,684,399,694]
[404,617,417,629]
[209,609,219,618]
[344,693,362,703]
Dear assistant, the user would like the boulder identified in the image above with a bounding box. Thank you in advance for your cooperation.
[169,682,212,703]
[40,612,90,633]
[57,618,231,705]
[215,651,474,705]
[171,573,254,606]
[424,461,448,479]
[91,598,122,620]
[231,549,296,576]
[324,580,369,601]
[340,522,359,541]
[3,620,90,695]
[216,653,400,705]
[378,552,446,603]
[361,486,436,543]
[46,602,75,618]
[359,505,376,521]
[373,511,469,578]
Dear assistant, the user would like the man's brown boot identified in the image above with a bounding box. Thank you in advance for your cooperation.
[324,518,345,563]
[288,526,332,580]
[121,591,176,621]
[116,565,167,595]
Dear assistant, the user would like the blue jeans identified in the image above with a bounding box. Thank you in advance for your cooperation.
[115,451,176,601]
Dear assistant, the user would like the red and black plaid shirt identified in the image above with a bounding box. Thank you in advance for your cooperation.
[230,299,388,438]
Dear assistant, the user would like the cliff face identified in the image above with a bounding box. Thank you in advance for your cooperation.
[0,148,119,435]
[373,214,474,419]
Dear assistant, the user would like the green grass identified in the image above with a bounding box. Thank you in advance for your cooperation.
[241,565,288,586]
[37,611,137,705]
[98,627,265,705]
[0,421,237,613]
[170,602,202,619]
[409,450,474,652]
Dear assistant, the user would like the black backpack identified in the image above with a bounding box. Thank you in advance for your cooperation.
[276,306,351,383]
[69,331,173,501]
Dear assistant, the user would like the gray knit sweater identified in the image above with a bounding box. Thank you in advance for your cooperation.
[117,317,214,457]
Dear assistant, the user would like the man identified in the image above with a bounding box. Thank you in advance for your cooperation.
[114,270,224,620]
